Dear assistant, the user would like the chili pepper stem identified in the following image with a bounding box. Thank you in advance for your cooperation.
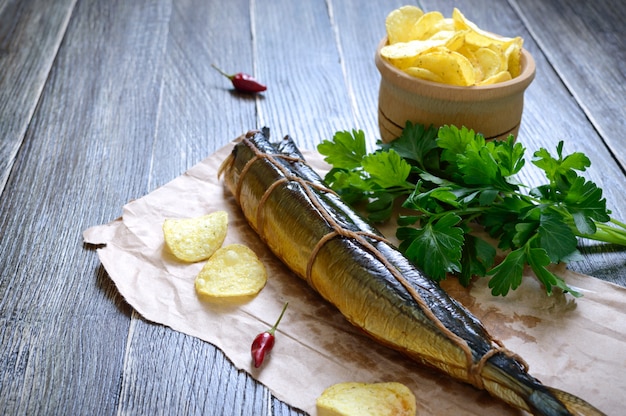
[211,63,235,80]
[211,63,267,93]
[267,302,289,335]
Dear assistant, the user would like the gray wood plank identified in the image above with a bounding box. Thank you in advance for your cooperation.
[328,0,406,144]
[115,0,280,414]
[0,0,76,193]
[0,0,170,414]
[148,0,260,187]
[117,316,270,415]
[253,0,353,147]
[513,0,626,172]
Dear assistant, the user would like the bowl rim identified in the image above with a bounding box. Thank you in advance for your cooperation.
[375,37,536,100]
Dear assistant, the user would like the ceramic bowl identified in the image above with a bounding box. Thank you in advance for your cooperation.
[374,37,536,143]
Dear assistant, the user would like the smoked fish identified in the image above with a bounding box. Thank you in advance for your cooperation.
[218,128,604,416]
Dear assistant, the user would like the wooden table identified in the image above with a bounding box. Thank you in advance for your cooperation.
[1,0,624,414]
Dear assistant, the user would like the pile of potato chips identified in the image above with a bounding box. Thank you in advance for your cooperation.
[163,211,267,299]
[382,6,524,86]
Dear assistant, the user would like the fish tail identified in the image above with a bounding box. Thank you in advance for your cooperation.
[535,386,606,416]
[482,358,606,416]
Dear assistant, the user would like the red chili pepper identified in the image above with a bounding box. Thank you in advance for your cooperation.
[211,64,267,93]
[251,302,288,368]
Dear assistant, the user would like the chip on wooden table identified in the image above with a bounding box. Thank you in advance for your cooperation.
[195,244,267,298]
[316,382,416,416]
[163,211,228,262]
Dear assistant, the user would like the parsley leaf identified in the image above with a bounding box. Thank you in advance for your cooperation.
[564,176,610,229]
[459,235,496,286]
[361,150,412,189]
[532,141,590,178]
[398,212,464,281]
[318,124,626,297]
[488,247,526,296]
[537,211,579,263]
[380,122,439,167]
[318,129,367,170]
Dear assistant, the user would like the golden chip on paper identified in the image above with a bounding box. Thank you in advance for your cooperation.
[163,211,228,263]
[317,382,417,416]
[385,5,424,44]
[195,244,267,298]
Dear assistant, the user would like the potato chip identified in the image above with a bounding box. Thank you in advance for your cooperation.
[456,42,478,60]
[317,382,417,416]
[452,8,510,47]
[385,5,424,44]
[380,39,448,69]
[474,47,505,80]
[415,50,476,86]
[414,12,452,40]
[163,211,228,263]
[454,43,482,81]
[195,244,267,298]
[476,70,512,86]
[422,17,455,40]
[383,6,524,87]
[403,67,444,83]
[443,29,467,51]
[503,39,523,77]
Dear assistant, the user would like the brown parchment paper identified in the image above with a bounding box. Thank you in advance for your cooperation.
[83,143,625,415]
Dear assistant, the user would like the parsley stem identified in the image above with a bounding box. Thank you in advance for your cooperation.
[610,217,626,230]
[581,221,626,246]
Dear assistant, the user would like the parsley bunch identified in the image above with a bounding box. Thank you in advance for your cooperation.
[318,123,626,296]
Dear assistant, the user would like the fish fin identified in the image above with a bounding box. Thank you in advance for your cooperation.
[217,150,235,179]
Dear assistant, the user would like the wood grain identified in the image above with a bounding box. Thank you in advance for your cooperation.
[1,0,168,414]
[0,0,624,415]
[331,0,406,146]
[0,0,76,191]
[253,0,352,145]
[515,0,626,172]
